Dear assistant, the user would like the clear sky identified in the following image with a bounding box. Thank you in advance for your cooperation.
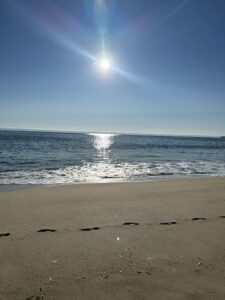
[0,0,225,136]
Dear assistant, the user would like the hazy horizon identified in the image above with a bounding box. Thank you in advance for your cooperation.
[0,126,224,138]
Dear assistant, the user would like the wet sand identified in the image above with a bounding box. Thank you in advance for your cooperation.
[0,177,225,299]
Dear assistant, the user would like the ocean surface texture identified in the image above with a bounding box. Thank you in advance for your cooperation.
[0,130,225,184]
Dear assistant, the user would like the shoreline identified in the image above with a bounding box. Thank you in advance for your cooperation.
[1,177,225,299]
[1,174,225,192]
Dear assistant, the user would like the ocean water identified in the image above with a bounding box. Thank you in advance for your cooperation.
[0,130,225,185]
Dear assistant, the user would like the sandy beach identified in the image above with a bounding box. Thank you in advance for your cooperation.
[0,177,225,300]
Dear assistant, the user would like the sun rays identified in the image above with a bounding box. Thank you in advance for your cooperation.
[10,0,191,85]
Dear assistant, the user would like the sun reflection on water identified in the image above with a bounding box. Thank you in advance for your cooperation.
[91,133,114,152]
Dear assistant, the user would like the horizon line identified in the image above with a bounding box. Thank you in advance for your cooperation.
[0,127,223,139]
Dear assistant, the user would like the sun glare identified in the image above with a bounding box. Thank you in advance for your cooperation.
[100,58,111,71]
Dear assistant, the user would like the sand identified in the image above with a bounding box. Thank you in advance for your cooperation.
[0,177,225,300]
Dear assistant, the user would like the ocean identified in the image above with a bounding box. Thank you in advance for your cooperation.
[0,130,225,185]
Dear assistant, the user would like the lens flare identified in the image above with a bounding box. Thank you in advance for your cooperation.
[99,58,111,71]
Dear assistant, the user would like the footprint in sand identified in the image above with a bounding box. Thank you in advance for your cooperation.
[192,217,207,221]
[0,232,10,237]
[25,296,43,300]
[123,222,140,226]
[160,221,176,225]
[80,226,100,232]
[37,229,57,233]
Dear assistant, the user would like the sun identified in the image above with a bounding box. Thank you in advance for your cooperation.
[99,58,111,71]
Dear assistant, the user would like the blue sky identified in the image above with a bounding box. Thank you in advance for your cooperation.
[0,0,225,136]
